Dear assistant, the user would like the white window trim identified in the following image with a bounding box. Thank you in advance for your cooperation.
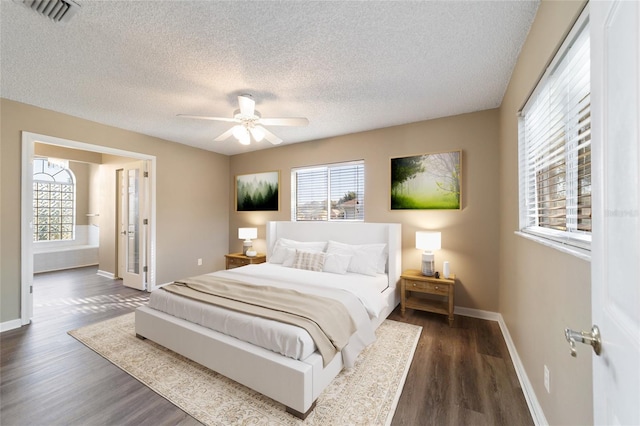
[515,231,591,262]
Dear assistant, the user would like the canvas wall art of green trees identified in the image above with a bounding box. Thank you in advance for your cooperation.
[391,150,461,210]
[236,171,279,211]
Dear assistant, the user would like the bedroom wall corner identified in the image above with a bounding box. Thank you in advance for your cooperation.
[497,1,593,425]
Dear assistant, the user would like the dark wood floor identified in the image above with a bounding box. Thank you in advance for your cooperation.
[1,267,533,426]
[388,310,533,426]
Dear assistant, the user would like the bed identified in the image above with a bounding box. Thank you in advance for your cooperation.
[135,221,402,418]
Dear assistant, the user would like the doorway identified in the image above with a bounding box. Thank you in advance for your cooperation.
[20,132,157,325]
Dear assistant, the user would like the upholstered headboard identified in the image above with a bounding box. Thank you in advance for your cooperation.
[266,221,402,288]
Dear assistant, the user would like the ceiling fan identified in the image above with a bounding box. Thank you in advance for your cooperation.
[178,94,309,145]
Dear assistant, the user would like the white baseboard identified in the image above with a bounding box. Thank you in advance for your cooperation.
[96,270,116,279]
[495,314,548,426]
[456,306,547,426]
[454,306,501,321]
[0,318,23,333]
[35,262,99,274]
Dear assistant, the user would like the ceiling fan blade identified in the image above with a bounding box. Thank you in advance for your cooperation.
[178,114,239,123]
[238,95,255,116]
[259,117,309,127]
[262,127,283,145]
[214,127,236,142]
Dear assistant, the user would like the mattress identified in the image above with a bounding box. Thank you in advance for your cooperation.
[147,263,387,365]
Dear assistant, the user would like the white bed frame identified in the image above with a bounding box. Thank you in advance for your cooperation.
[135,221,401,418]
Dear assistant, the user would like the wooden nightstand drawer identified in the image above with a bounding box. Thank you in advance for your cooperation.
[227,257,248,268]
[405,279,449,296]
[225,253,266,269]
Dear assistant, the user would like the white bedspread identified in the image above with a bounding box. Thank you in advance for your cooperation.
[147,264,388,367]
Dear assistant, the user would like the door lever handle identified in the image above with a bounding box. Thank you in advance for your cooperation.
[564,325,602,357]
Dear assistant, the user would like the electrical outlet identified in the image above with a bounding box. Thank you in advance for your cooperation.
[197,258,202,266]
[544,365,550,393]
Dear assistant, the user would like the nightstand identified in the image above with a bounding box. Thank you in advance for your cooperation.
[401,269,455,326]
[225,253,266,269]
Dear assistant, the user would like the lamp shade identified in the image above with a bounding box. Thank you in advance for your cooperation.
[416,231,441,251]
[238,227,257,240]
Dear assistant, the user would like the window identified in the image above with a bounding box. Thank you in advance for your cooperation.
[518,8,591,251]
[33,158,75,241]
[292,161,364,221]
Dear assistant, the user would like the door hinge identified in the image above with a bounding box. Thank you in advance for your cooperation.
[143,218,148,225]
[30,285,33,294]
[143,266,148,272]
[143,171,149,178]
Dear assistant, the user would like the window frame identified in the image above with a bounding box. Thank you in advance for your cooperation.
[291,160,365,222]
[517,6,591,257]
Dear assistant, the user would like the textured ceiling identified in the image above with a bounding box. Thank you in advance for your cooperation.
[1,0,539,156]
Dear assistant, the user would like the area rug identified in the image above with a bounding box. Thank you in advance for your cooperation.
[69,313,421,426]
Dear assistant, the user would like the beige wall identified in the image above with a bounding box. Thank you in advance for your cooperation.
[88,163,101,227]
[0,99,230,322]
[498,1,592,425]
[69,161,90,226]
[34,143,103,164]
[230,109,501,312]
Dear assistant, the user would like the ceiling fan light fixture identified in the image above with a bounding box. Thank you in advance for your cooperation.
[250,126,265,142]
[238,132,251,145]
[232,124,246,140]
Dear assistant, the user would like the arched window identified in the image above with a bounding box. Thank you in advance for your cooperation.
[33,158,75,241]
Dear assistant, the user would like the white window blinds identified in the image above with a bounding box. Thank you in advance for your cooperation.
[292,161,364,221]
[518,8,591,250]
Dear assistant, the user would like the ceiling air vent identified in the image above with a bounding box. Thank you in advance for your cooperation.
[17,0,81,23]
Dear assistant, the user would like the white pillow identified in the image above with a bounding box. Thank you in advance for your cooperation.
[291,250,325,272]
[269,246,296,264]
[377,246,388,274]
[276,238,327,252]
[326,240,386,277]
[269,238,325,264]
[323,253,352,274]
[282,249,297,267]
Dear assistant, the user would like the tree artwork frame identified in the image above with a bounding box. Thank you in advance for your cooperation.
[390,150,461,210]
[235,170,280,212]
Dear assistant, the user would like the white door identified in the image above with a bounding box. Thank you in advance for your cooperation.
[591,1,640,424]
[120,161,148,290]
[117,168,125,279]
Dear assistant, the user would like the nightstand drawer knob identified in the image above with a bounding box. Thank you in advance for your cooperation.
[434,286,439,289]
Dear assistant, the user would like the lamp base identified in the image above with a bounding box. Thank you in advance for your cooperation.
[242,240,252,256]
[421,252,435,276]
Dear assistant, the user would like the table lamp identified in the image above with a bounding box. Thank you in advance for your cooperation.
[416,231,441,276]
[238,227,257,255]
